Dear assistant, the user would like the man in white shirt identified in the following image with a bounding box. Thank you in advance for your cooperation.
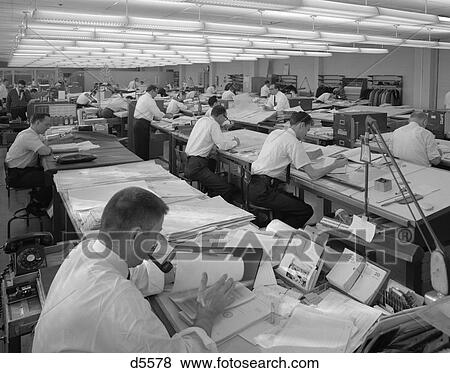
[128,77,139,91]
[260,80,270,98]
[389,111,441,167]
[134,85,172,160]
[250,111,347,228]
[76,90,97,108]
[221,83,236,101]
[0,78,8,106]
[5,113,53,209]
[33,187,235,352]
[205,85,216,96]
[185,90,198,100]
[166,92,191,115]
[264,84,290,112]
[185,105,240,202]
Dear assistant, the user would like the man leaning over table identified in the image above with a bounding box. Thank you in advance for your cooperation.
[249,111,348,229]
[32,187,235,353]
[184,105,240,202]
[134,85,173,160]
[389,111,441,167]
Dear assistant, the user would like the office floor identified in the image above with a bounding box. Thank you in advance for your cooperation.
[1,146,51,353]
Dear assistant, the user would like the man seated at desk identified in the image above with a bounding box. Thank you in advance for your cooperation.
[260,80,270,98]
[166,91,192,116]
[205,85,216,96]
[134,85,173,160]
[221,83,236,101]
[249,112,348,228]
[264,84,290,112]
[5,113,53,212]
[99,91,131,118]
[76,89,97,109]
[32,187,234,352]
[389,111,441,167]
[185,105,240,202]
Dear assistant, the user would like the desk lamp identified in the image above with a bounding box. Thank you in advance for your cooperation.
[365,116,450,301]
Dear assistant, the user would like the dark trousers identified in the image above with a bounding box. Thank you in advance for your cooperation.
[248,175,313,229]
[185,156,234,202]
[99,108,115,118]
[134,118,153,161]
[7,167,53,207]
[10,107,27,121]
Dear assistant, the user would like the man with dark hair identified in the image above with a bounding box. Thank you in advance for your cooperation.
[389,111,441,167]
[264,83,290,112]
[0,78,8,107]
[249,111,347,228]
[33,187,235,352]
[185,105,240,201]
[5,113,53,208]
[134,85,172,160]
[6,79,31,120]
[205,95,219,117]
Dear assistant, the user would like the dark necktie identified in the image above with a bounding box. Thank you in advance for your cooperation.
[273,94,277,107]
[127,270,131,280]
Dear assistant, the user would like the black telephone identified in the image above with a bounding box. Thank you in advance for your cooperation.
[1,232,54,276]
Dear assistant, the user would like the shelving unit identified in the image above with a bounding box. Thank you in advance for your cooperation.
[271,74,298,92]
[317,74,345,88]
[227,74,244,92]
[342,77,368,100]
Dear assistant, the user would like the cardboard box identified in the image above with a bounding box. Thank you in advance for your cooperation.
[333,112,387,148]
[424,110,449,139]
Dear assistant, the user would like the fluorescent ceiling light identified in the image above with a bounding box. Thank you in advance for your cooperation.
[205,22,265,35]
[265,28,318,39]
[372,8,439,25]
[358,48,389,54]
[234,56,257,60]
[264,55,290,59]
[297,0,378,18]
[319,32,366,43]
[305,52,332,57]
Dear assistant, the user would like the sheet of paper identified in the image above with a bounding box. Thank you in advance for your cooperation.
[326,248,365,292]
[348,215,377,242]
[76,141,100,151]
[253,285,301,318]
[253,260,277,288]
[341,148,383,164]
[255,304,354,352]
[68,180,150,211]
[50,143,79,153]
[317,290,383,352]
[418,297,450,336]
[171,254,244,293]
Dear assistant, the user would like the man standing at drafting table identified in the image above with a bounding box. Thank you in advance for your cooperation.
[134,85,173,160]
[33,187,235,352]
[249,111,348,229]
[185,105,240,202]
[389,111,441,167]
[264,84,290,112]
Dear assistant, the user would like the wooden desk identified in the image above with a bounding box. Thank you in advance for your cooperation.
[41,131,141,173]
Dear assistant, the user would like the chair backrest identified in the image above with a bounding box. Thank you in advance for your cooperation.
[3,160,10,187]
[174,148,188,177]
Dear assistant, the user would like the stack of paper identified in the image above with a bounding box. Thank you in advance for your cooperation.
[50,141,100,153]
[162,196,255,241]
[255,303,355,352]
[227,103,276,124]
[53,161,171,191]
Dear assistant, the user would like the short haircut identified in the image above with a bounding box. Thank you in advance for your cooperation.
[30,88,38,93]
[211,105,227,118]
[290,111,313,126]
[146,85,158,92]
[224,83,233,91]
[17,80,26,86]
[100,187,168,231]
[125,95,133,99]
[264,80,270,84]
[270,83,280,90]
[410,111,428,124]
[208,95,218,107]
[31,113,50,124]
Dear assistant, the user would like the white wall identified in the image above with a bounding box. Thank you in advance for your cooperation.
[437,49,450,109]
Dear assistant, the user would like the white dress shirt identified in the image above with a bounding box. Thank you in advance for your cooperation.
[260,85,270,98]
[76,92,92,105]
[389,121,440,167]
[0,83,7,100]
[221,90,235,101]
[32,240,216,353]
[445,91,450,110]
[134,92,164,121]
[128,80,138,90]
[5,127,46,168]
[205,107,213,117]
[251,128,311,179]
[166,99,188,115]
[266,91,290,111]
[205,86,216,95]
[185,116,238,157]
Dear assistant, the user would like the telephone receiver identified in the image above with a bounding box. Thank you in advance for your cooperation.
[2,232,54,254]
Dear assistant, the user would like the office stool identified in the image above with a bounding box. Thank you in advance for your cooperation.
[7,206,46,239]
[3,160,37,206]
[173,148,204,192]
[241,167,274,227]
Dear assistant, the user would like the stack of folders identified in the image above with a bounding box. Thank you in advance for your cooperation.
[326,248,390,305]
[170,283,271,344]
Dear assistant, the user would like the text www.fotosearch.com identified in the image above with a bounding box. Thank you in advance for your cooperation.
[130,356,320,369]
